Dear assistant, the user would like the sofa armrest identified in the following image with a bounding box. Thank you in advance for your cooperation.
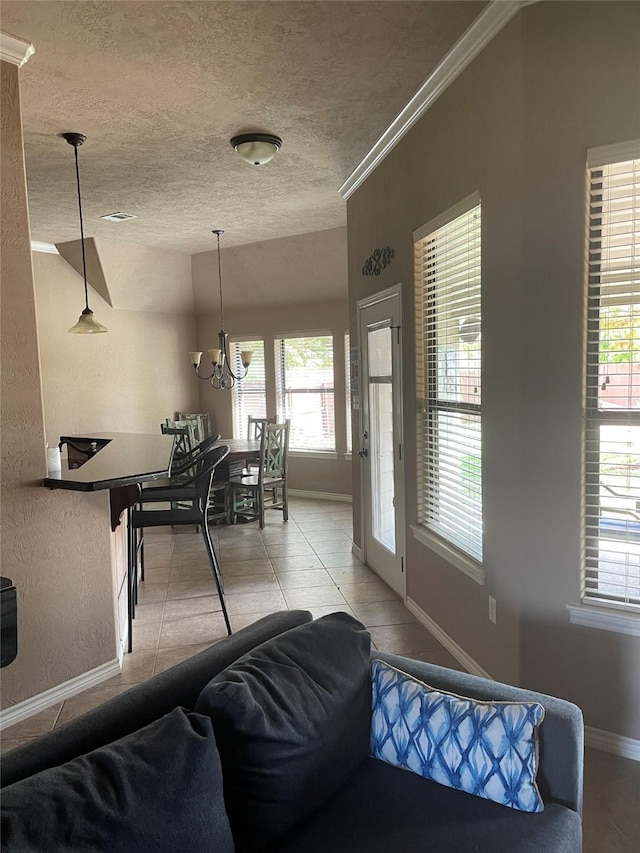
[1,610,312,789]
[372,651,584,815]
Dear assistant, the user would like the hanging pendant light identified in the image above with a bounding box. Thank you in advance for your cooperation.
[190,230,252,389]
[62,132,108,334]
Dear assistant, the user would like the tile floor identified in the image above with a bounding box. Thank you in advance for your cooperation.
[1,497,638,851]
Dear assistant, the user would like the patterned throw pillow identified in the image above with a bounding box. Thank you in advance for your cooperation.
[370,659,545,813]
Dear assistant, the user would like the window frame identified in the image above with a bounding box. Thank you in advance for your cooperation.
[274,331,336,454]
[576,142,640,631]
[412,192,484,584]
[229,337,267,440]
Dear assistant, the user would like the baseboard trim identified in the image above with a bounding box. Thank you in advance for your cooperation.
[405,597,493,680]
[288,489,352,503]
[0,658,121,731]
[352,543,363,560]
[585,726,640,762]
[406,598,640,761]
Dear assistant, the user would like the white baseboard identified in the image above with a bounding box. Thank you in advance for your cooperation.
[406,596,493,679]
[585,726,640,762]
[352,543,363,560]
[288,489,352,503]
[407,597,640,762]
[0,658,121,731]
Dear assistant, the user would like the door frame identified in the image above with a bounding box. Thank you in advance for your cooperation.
[356,283,406,600]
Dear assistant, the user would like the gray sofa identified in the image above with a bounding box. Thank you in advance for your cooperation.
[1,610,583,852]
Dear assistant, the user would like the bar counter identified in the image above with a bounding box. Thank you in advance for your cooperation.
[43,432,174,492]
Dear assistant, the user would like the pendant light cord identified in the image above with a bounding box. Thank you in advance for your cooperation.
[73,144,89,312]
[215,230,224,329]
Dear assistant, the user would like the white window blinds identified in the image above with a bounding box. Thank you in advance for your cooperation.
[275,334,335,451]
[585,151,640,609]
[414,196,482,562]
[229,339,267,439]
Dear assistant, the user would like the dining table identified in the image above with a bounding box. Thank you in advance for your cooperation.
[214,438,260,478]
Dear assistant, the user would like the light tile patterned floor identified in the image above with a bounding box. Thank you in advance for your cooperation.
[1,497,638,850]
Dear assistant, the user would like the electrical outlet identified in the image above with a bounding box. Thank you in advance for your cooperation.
[488,596,497,625]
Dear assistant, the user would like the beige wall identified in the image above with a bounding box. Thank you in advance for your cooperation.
[33,252,199,442]
[346,1,640,738]
[1,60,115,709]
[192,228,348,313]
[194,298,352,497]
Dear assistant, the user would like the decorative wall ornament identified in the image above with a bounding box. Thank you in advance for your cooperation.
[362,246,394,276]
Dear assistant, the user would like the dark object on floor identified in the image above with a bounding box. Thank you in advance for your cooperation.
[0,577,17,668]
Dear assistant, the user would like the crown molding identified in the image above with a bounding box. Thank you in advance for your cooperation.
[0,33,35,68]
[339,0,530,200]
[31,241,59,254]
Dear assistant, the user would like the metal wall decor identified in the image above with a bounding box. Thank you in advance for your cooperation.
[362,246,394,276]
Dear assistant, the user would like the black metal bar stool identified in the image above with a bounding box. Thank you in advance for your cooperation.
[126,444,231,652]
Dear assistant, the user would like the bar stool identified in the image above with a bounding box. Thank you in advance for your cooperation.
[126,444,231,652]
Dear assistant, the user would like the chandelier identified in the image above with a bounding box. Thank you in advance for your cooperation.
[190,230,252,389]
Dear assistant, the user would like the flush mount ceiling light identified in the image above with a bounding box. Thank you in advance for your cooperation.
[230,133,282,166]
[190,230,252,390]
[62,132,108,334]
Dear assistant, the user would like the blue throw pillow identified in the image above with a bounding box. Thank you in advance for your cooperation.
[1,708,234,852]
[370,659,545,813]
[196,612,372,851]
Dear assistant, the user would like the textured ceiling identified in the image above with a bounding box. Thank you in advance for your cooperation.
[3,1,486,253]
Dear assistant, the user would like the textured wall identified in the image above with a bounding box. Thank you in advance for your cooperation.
[346,1,640,739]
[33,252,199,442]
[192,227,348,311]
[1,60,115,710]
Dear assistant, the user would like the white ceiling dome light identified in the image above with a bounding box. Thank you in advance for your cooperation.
[230,133,282,166]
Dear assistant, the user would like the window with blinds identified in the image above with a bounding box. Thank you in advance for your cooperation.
[275,334,335,451]
[345,332,352,454]
[229,339,267,439]
[585,149,640,609]
[414,194,482,563]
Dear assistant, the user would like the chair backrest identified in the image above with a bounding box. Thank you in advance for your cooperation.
[258,420,290,485]
[247,415,276,442]
[160,422,193,458]
[175,412,212,444]
[194,445,230,509]
[170,434,219,477]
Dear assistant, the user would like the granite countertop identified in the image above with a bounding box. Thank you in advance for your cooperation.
[43,432,174,492]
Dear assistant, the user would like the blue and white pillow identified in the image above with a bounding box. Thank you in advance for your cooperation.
[370,659,545,813]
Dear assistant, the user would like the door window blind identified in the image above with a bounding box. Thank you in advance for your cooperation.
[275,334,335,451]
[345,332,352,453]
[585,153,640,608]
[414,196,482,562]
[229,339,267,439]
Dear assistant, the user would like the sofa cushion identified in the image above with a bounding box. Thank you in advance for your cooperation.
[195,611,372,851]
[269,756,582,853]
[1,708,234,853]
[370,659,545,812]
[1,609,313,790]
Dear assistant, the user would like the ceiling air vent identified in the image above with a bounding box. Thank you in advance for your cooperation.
[100,211,137,222]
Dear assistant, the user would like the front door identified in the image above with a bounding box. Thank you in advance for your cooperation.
[358,286,404,597]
